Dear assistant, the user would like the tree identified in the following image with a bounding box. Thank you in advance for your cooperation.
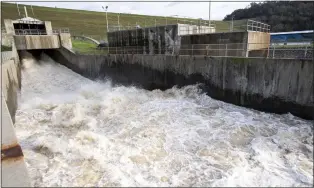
[223,1,314,32]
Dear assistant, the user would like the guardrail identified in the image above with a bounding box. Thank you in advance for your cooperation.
[106,43,250,56]
[84,42,312,59]
[12,28,70,35]
[52,28,70,34]
[14,29,47,35]
[108,23,216,33]
[107,20,217,33]
[246,19,270,33]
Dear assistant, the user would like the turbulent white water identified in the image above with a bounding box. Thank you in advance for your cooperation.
[15,54,313,187]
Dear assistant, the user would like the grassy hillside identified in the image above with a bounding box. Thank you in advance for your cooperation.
[1,2,247,41]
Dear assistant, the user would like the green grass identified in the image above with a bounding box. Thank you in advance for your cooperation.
[1,2,248,40]
[72,39,107,54]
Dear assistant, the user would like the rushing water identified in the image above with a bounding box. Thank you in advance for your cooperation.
[15,54,313,187]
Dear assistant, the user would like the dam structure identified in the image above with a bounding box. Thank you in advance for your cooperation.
[107,20,270,57]
[1,17,313,187]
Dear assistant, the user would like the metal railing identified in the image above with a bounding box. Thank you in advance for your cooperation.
[52,28,70,34]
[178,24,215,35]
[102,42,311,59]
[246,19,270,33]
[268,45,312,59]
[14,29,47,35]
[107,19,271,34]
[106,43,249,56]
[15,19,44,25]
[12,28,70,35]
[107,20,217,33]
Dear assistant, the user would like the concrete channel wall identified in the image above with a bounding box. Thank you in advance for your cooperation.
[46,47,313,120]
[1,44,31,186]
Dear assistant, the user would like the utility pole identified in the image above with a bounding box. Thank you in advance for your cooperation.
[231,15,234,32]
[31,5,35,17]
[208,0,211,27]
[102,6,109,33]
[16,3,21,17]
[24,6,28,17]
[118,13,120,31]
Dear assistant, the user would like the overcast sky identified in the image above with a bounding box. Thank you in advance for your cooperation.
[8,0,264,20]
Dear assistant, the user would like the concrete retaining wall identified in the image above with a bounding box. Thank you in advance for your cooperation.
[108,24,181,55]
[14,35,60,50]
[2,51,14,62]
[1,43,21,121]
[247,32,271,51]
[1,96,31,187]
[59,33,72,49]
[46,47,314,119]
[1,59,21,123]
[1,33,13,47]
[1,45,31,186]
[181,31,248,45]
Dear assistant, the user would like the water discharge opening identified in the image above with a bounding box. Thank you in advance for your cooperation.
[15,53,313,187]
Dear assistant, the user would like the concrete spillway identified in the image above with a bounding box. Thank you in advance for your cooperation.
[14,54,313,187]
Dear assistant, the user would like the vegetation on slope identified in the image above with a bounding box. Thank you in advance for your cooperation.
[71,39,108,54]
[224,1,314,32]
[1,2,247,41]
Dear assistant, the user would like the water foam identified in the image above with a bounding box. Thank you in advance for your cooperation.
[15,54,313,187]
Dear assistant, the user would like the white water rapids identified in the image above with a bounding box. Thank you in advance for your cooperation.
[15,54,313,187]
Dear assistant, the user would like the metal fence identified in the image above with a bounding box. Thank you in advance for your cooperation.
[107,19,270,34]
[268,45,312,59]
[107,19,217,33]
[105,43,251,56]
[76,42,312,59]
[246,19,270,33]
[14,29,47,35]
[52,28,70,34]
[11,28,70,35]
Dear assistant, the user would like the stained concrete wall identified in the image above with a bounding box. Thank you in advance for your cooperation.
[181,31,248,45]
[3,19,15,47]
[4,19,15,35]
[44,21,53,35]
[59,33,72,49]
[108,24,180,55]
[108,28,270,57]
[179,31,270,57]
[1,96,31,187]
[46,47,313,120]
[247,31,271,51]
[1,44,31,187]
[1,59,21,123]
[1,33,13,47]
[14,35,60,50]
